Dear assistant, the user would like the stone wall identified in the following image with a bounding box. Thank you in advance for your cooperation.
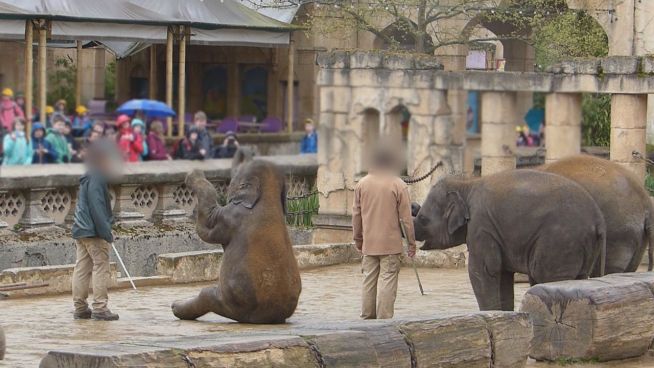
[0,154,316,229]
[316,51,459,229]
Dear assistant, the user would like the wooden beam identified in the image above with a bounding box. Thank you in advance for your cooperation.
[38,23,47,125]
[149,45,157,100]
[178,25,187,138]
[24,20,33,132]
[286,37,295,133]
[166,27,174,137]
[75,40,82,108]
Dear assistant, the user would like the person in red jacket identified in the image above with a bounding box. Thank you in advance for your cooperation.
[146,120,171,160]
[116,114,143,162]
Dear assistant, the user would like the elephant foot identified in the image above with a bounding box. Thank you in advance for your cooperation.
[171,298,210,320]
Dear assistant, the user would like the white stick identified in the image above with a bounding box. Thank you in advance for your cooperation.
[111,243,137,291]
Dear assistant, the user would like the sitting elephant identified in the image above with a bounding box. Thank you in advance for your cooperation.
[539,155,653,274]
[171,159,302,323]
[413,170,606,311]
[0,324,5,360]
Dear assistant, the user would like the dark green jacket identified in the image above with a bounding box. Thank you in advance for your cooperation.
[71,171,114,243]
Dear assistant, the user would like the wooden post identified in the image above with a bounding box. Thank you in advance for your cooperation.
[75,40,82,108]
[38,23,47,125]
[24,20,33,131]
[165,27,174,137]
[178,26,187,138]
[286,37,295,133]
[149,45,157,100]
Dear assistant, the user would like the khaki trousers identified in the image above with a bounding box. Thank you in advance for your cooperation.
[72,238,111,313]
[361,254,401,319]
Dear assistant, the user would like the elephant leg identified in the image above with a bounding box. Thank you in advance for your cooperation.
[499,271,514,311]
[467,239,504,311]
[172,286,219,320]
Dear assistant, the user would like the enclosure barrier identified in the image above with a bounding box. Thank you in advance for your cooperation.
[39,312,532,368]
[521,272,654,362]
[0,155,317,230]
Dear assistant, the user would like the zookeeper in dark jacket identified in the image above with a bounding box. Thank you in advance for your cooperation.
[70,139,121,321]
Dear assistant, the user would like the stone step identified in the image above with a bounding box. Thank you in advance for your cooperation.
[115,276,171,289]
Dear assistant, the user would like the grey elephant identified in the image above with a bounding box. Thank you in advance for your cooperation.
[0,324,5,360]
[413,170,606,311]
[171,158,302,323]
[539,155,653,274]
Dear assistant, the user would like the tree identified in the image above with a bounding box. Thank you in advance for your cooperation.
[246,0,567,54]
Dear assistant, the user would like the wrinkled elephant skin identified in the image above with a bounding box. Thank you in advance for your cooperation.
[540,154,654,275]
[413,170,606,311]
[171,160,301,324]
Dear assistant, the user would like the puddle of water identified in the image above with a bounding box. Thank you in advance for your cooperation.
[0,265,651,367]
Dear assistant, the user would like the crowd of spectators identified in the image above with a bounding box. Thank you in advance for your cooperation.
[0,88,319,166]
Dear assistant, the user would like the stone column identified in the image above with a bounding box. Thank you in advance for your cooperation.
[480,92,517,176]
[112,184,147,225]
[153,184,187,223]
[545,93,582,163]
[19,188,55,229]
[610,94,648,183]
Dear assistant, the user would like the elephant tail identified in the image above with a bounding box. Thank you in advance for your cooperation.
[597,226,607,277]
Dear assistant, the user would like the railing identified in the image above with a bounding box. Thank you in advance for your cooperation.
[0,155,318,230]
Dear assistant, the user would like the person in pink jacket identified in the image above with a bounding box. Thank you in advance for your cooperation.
[0,88,24,132]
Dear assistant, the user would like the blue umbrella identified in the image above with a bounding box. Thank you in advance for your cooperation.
[116,99,176,118]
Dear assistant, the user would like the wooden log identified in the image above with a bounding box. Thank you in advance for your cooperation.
[38,24,47,125]
[399,315,492,368]
[75,41,82,108]
[165,27,173,137]
[304,327,411,368]
[0,324,4,360]
[177,25,186,138]
[520,273,654,362]
[24,20,33,131]
[481,312,531,368]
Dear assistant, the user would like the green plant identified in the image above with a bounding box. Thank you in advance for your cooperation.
[645,172,654,196]
[554,356,600,366]
[47,56,76,112]
[286,190,319,228]
[581,94,611,147]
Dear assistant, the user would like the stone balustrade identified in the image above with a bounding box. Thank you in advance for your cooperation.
[0,155,317,229]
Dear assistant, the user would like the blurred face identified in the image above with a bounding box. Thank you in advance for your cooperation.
[105,127,117,139]
[89,131,101,142]
[190,132,198,142]
[133,125,142,134]
[62,125,71,135]
[34,129,44,139]
[14,121,24,132]
[195,118,206,129]
[93,124,104,135]
[305,123,314,134]
[16,97,24,105]
[53,121,65,132]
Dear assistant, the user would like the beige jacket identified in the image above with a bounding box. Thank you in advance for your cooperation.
[352,171,416,255]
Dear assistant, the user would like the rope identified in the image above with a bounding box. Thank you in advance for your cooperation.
[286,190,319,201]
[402,162,443,184]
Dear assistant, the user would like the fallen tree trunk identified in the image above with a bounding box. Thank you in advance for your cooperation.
[520,273,654,362]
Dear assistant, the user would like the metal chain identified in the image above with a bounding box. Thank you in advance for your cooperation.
[402,161,443,184]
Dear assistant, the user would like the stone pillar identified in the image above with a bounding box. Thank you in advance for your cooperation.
[545,93,582,163]
[19,188,55,229]
[153,184,187,223]
[112,184,147,225]
[480,92,517,176]
[610,94,648,183]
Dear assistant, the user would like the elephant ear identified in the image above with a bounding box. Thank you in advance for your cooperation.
[229,176,261,209]
[446,191,469,234]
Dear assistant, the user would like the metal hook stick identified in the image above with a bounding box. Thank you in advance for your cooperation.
[111,243,137,291]
[400,219,424,296]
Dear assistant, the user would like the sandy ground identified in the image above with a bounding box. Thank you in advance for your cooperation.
[0,265,652,367]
